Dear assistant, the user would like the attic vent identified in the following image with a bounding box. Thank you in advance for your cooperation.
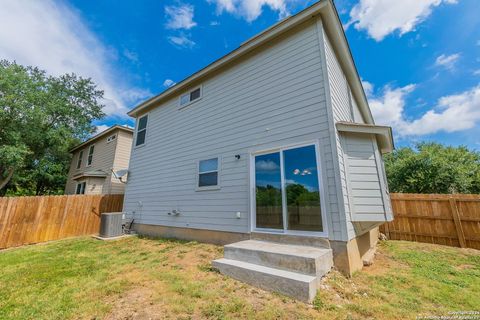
[107,134,116,143]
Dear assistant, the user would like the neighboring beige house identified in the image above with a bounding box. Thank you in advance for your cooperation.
[65,125,133,195]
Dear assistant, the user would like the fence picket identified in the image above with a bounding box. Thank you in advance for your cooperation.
[381,193,480,250]
[0,194,124,249]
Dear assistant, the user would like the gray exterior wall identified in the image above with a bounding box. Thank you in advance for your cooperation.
[321,29,391,239]
[123,15,391,242]
[123,18,349,241]
[65,128,133,195]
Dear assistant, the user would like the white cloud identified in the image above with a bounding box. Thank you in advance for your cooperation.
[165,3,197,30]
[95,124,110,134]
[256,160,280,171]
[163,79,176,88]
[208,0,289,22]
[210,21,221,26]
[168,35,196,48]
[473,69,480,76]
[367,82,480,136]
[348,0,458,41]
[361,80,374,96]
[368,83,417,129]
[123,49,139,63]
[0,0,150,117]
[435,53,460,71]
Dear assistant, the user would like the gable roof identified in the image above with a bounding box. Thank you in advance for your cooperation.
[69,125,133,153]
[127,0,374,125]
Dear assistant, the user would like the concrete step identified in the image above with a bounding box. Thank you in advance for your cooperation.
[212,258,318,302]
[224,240,333,277]
[251,232,331,249]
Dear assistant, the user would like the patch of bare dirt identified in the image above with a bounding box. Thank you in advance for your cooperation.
[360,249,400,276]
[104,286,167,320]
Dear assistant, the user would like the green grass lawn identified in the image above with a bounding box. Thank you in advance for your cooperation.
[0,236,479,320]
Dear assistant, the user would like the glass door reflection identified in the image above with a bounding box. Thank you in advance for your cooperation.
[254,144,323,233]
[255,152,283,229]
[283,145,323,232]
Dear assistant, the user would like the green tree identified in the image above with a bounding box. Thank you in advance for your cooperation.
[0,60,105,195]
[384,142,480,194]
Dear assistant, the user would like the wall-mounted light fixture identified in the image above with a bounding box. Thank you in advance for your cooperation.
[235,154,241,160]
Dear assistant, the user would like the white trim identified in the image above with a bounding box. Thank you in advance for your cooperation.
[178,85,203,110]
[195,156,221,191]
[249,141,329,238]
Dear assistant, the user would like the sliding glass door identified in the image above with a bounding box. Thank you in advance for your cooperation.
[254,152,283,229]
[254,144,323,233]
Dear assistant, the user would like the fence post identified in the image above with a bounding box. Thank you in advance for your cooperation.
[449,197,466,248]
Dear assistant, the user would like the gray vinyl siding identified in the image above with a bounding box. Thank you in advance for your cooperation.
[123,18,348,240]
[322,26,388,239]
[342,133,392,223]
[321,27,352,240]
[350,87,365,123]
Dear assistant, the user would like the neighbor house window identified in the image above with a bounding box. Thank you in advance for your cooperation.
[198,157,219,188]
[87,145,94,166]
[179,86,202,107]
[135,114,148,146]
[107,134,116,143]
[76,150,83,169]
[75,181,86,194]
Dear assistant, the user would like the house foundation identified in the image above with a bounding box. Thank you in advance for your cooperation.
[133,223,379,277]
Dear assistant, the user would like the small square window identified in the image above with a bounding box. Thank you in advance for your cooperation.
[179,87,202,107]
[198,158,219,188]
[190,88,201,101]
[180,94,190,105]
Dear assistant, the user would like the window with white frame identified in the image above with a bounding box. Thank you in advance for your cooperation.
[107,134,116,143]
[87,145,94,166]
[76,150,83,169]
[179,87,202,107]
[135,115,148,146]
[75,181,86,194]
[198,157,219,188]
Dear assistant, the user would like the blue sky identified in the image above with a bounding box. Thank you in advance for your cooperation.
[1,0,479,149]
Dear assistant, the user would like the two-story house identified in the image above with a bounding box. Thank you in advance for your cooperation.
[65,125,133,195]
[122,0,394,301]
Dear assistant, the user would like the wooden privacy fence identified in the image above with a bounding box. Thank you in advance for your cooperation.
[0,194,124,249]
[380,193,480,250]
